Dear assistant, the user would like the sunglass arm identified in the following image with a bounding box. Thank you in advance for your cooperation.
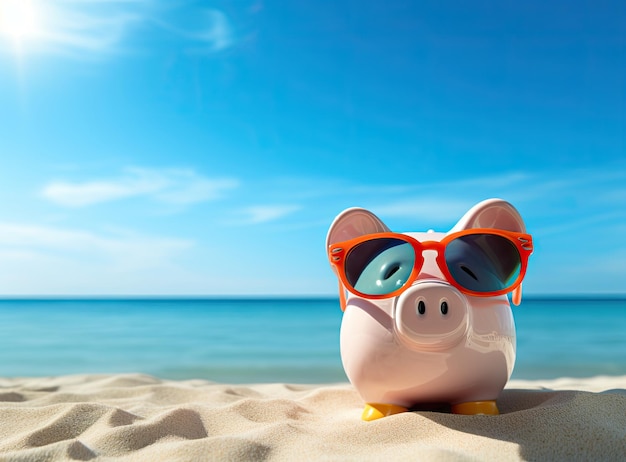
[338,281,347,311]
[512,284,522,306]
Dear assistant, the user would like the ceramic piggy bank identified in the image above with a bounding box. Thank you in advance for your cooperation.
[326,199,533,420]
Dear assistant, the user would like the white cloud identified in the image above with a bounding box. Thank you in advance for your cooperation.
[315,172,531,223]
[342,166,625,221]
[1,0,236,57]
[344,172,529,197]
[42,167,239,207]
[158,8,234,53]
[0,222,192,268]
[0,221,199,294]
[372,198,475,223]
[235,205,301,225]
[0,213,210,293]
[193,9,233,51]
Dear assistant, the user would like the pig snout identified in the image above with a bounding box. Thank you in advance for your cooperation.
[393,280,470,351]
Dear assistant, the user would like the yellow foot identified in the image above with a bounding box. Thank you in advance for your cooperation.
[451,400,499,415]
[361,403,408,421]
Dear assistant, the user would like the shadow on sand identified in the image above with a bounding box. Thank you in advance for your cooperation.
[419,387,626,461]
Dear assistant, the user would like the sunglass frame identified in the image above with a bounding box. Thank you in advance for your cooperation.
[328,228,533,301]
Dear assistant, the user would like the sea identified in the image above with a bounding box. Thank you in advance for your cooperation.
[0,297,624,383]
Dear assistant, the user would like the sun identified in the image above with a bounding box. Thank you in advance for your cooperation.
[0,0,42,43]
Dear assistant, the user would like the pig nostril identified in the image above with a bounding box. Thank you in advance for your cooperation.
[417,300,426,315]
[440,301,448,315]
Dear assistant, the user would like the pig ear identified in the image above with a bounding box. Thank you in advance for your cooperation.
[451,198,527,233]
[326,208,390,247]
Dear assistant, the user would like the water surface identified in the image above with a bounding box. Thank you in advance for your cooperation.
[0,297,624,382]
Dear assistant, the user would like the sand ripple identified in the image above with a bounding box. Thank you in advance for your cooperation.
[0,374,625,461]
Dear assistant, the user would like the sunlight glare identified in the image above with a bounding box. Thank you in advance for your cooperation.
[0,0,41,42]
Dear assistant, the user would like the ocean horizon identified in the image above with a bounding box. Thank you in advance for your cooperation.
[1,296,625,383]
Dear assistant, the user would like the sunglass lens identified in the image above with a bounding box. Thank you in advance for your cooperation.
[345,238,415,295]
[445,234,521,293]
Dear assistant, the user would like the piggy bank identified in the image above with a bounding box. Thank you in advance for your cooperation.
[326,199,533,420]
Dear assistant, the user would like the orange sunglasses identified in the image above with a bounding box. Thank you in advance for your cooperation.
[329,229,533,310]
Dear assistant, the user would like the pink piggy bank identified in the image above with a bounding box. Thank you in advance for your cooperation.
[326,199,533,420]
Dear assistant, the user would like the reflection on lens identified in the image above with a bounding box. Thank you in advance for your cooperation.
[345,238,415,295]
[445,234,521,293]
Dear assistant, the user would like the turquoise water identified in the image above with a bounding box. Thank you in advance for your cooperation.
[0,298,624,382]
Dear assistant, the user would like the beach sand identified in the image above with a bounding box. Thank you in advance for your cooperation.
[0,374,625,461]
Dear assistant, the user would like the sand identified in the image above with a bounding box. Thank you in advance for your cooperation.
[0,374,625,461]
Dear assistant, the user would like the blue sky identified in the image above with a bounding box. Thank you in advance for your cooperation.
[0,0,624,296]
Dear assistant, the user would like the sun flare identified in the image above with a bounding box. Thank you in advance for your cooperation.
[0,0,42,42]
